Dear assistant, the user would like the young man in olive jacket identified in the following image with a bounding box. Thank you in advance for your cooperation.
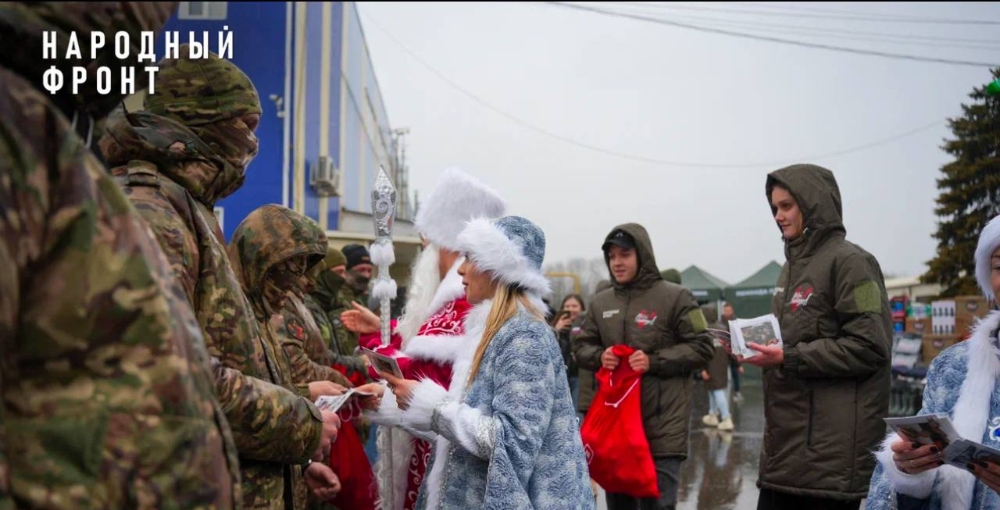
[574,223,715,510]
[741,164,892,510]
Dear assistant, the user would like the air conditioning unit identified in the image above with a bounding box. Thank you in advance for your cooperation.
[310,156,340,197]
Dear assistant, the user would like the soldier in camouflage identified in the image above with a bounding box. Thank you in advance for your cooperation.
[230,204,364,510]
[0,3,242,509]
[307,247,370,380]
[98,45,341,510]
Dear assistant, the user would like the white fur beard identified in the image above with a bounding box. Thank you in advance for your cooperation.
[397,245,442,342]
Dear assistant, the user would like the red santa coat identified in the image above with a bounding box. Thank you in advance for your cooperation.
[361,262,469,510]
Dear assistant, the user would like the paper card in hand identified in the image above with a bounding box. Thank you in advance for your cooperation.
[361,347,403,379]
[315,388,379,414]
[727,314,783,359]
[944,439,1000,468]
[884,414,961,450]
[316,394,352,414]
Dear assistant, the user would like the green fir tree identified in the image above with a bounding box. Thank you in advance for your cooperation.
[922,68,1000,296]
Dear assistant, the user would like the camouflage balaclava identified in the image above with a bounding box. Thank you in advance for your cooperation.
[144,43,261,200]
[314,246,347,299]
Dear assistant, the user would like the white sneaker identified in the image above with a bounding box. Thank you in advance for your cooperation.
[733,392,744,403]
[718,416,734,431]
[702,413,720,427]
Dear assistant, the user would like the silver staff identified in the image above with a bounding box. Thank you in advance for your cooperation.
[369,166,398,509]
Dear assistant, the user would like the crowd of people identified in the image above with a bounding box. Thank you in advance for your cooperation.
[3,4,1000,510]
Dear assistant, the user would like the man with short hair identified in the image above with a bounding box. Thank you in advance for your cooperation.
[575,224,715,510]
[342,243,374,306]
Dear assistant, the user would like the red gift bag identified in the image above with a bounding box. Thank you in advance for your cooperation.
[580,344,660,499]
[326,403,378,510]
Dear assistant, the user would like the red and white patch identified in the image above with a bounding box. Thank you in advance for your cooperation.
[635,310,658,330]
[790,286,815,312]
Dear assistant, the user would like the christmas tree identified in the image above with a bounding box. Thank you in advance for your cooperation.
[922,68,1000,296]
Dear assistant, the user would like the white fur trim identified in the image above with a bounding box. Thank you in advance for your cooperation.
[939,310,1000,510]
[875,432,938,499]
[371,279,398,301]
[366,384,404,427]
[456,218,551,298]
[403,335,468,364]
[400,379,450,432]
[370,240,395,267]
[414,167,507,253]
[421,301,491,510]
[976,214,1000,301]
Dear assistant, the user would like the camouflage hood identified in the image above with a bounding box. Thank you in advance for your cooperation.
[0,3,177,120]
[100,107,248,206]
[229,205,328,311]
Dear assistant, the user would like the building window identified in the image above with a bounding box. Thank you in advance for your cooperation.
[178,2,228,20]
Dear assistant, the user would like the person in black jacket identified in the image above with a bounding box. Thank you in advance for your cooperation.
[553,294,587,412]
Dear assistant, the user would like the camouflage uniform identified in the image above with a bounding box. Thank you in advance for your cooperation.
[99,46,323,510]
[307,247,368,378]
[282,291,353,388]
[230,205,343,510]
[0,3,242,509]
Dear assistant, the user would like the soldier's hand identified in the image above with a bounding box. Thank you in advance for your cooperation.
[316,410,341,460]
[305,462,342,501]
[309,381,348,400]
[601,347,619,371]
[341,301,381,334]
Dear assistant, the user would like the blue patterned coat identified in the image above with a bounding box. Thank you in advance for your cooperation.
[866,310,1000,510]
[397,300,596,510]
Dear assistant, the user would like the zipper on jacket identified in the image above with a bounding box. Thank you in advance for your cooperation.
[807,389,815,448]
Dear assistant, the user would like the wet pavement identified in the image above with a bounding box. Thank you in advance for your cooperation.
[596,381,766,510]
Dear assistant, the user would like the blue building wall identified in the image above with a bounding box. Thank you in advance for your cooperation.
[159,3,288,240]
[154,1,398,241]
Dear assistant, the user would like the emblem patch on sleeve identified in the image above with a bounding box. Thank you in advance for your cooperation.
[854,280,882,314]
[688,309,708,332]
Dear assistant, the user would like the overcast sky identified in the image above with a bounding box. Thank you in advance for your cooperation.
[357,1,1000,285]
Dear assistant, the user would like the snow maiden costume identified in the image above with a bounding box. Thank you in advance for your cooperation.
[393,215,595,510]
[361,167,507,510]
[865,213,1000,510]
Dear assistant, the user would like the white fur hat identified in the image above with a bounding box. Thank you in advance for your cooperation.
[976,214,1000,300]
[414,167,507,252]
[457,215,551,298]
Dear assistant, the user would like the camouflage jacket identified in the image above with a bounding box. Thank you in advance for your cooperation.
[302,290,368,378]
[100,110,323,510]
[0,3,244,509]
[230,205,339,510]
[281,292,352,388]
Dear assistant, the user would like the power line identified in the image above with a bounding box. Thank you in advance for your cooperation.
[358,9,950,170]
[613,1,1000,25]
[604,3,1000,49]
[736,2,998,24]
[544,2,1000,68]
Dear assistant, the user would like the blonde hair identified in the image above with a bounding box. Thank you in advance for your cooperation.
[466,284,545,386]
